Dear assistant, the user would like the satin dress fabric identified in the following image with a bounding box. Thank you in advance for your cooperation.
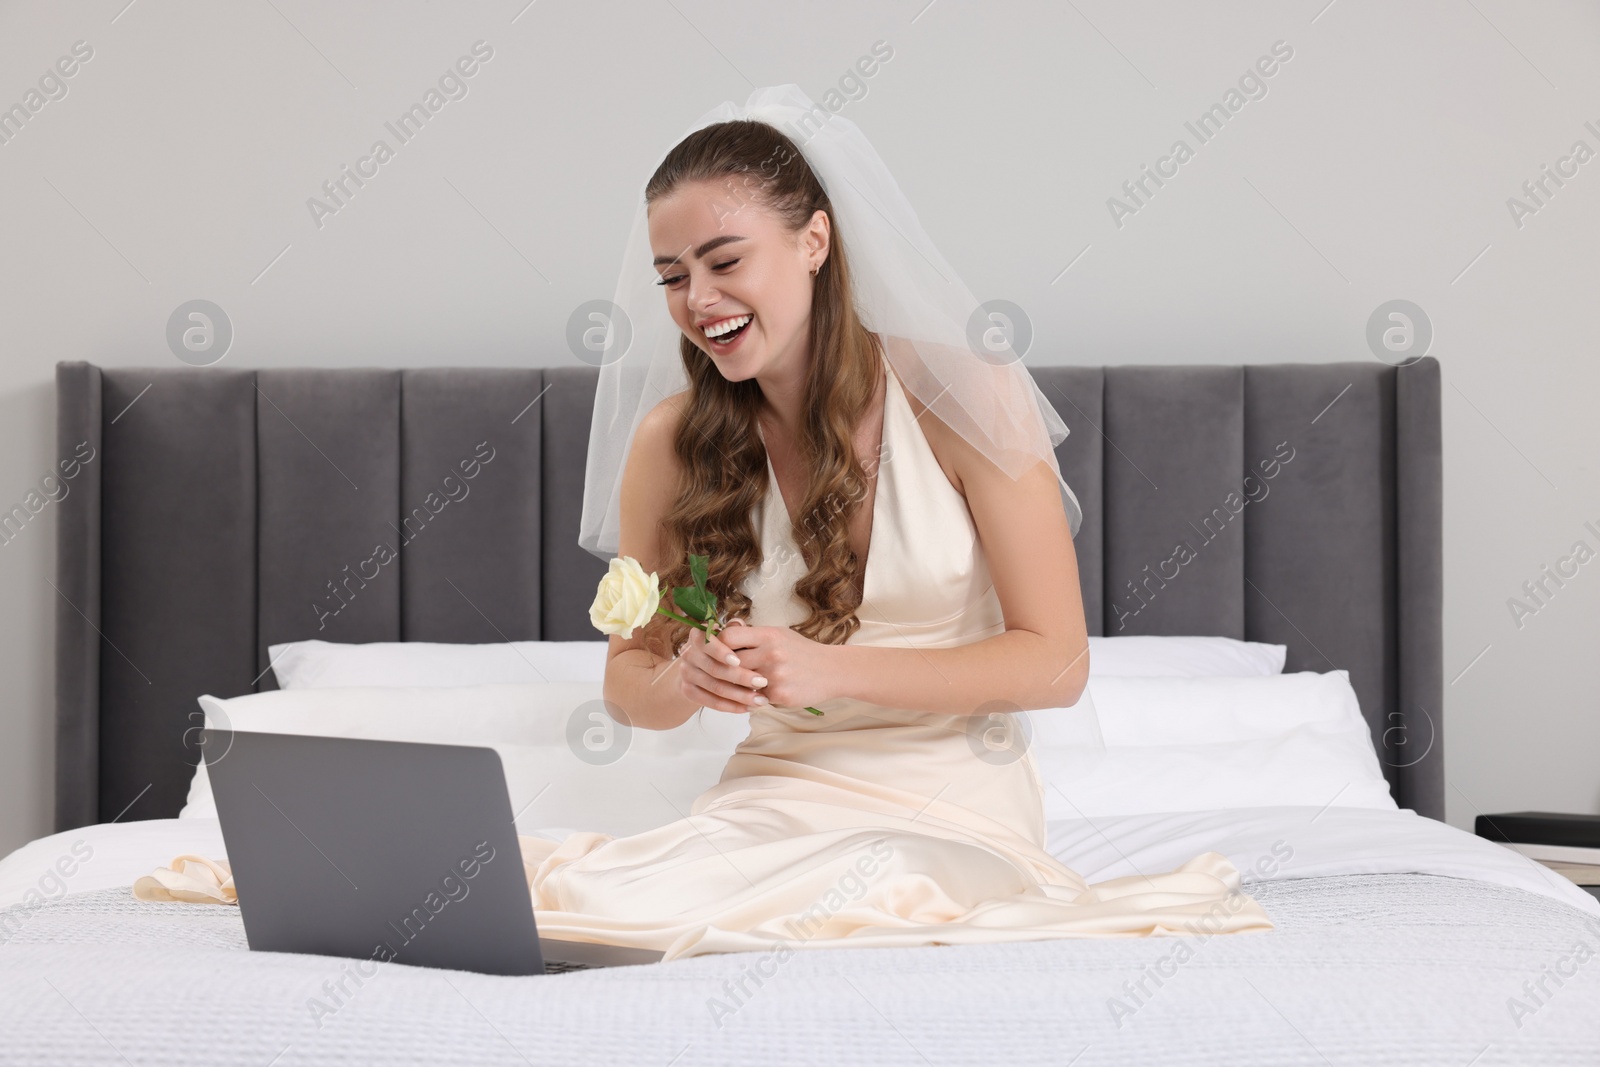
[515,355,1274,960]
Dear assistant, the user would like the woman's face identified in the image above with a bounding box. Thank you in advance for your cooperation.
[648,178,827,380]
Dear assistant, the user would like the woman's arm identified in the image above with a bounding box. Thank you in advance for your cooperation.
[600,396,707,731]
[832,429,1090,717]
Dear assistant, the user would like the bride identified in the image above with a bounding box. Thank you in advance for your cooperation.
[610,126,1087,724]
[539,85,1275,960]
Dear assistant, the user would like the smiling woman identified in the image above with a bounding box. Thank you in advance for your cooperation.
[525,83,1280,962]
[584,89,1093,724]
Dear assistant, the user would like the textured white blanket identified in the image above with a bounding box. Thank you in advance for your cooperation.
[3,874,1599,1065]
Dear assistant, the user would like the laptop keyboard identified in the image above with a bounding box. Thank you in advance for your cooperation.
[544,959,592,974]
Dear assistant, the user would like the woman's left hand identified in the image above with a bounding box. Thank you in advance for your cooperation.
[716,620,836,711]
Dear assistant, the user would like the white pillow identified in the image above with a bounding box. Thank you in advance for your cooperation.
[1032,671,1397,819]
[190,669,1387,834]
[267,639,609,689]
[1086,635,1285,677]
[264,635,1282,692]
[181,681,750,838]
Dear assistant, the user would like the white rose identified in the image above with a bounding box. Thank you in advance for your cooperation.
[589,555,662,639]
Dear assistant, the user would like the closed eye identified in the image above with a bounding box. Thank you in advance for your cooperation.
[655,260,740,288]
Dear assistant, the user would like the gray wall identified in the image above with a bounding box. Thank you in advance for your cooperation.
[2,0,1596,857]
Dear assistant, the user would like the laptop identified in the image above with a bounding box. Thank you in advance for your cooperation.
[203,729,665,976]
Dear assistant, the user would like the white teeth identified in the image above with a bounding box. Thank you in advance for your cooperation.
[703,314,752,339]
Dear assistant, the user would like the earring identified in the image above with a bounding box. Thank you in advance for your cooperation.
[810,266,819,277]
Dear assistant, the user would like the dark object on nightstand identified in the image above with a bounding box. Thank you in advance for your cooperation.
[1476,811,1600,848]
[1476,811,1600,903]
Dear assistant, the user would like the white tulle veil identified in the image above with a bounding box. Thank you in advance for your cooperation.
[576,83,1084,563]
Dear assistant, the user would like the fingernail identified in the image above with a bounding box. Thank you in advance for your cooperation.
[726,655,739,666]
[753,695,768,705]
[751,676,767,687]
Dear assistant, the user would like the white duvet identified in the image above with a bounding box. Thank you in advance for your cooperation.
[4,804,1595,919]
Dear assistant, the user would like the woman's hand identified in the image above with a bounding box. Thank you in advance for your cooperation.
[676,623,770,715]
[717,620,833,711]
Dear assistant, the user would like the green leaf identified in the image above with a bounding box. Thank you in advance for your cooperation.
[673,585,711,624]
[689,553,710,594]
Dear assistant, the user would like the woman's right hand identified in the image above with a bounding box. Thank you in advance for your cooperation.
[677,623,769,715]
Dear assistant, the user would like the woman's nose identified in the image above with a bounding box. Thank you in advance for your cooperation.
[687,275,720,310]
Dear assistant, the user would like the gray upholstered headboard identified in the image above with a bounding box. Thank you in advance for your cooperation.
[53,358,1443,830]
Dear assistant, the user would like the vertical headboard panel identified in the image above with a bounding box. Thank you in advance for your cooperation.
[256,370,403,680]
[53,363,102,832]
[1102,366,1248,637]
[53,357,1444,830]
[96,368,259,825]
[398,368,545,644]
[1396,360,1444,814]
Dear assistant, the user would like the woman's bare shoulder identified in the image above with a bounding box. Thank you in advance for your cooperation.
[633,389,689,452]
[626,390,692,486]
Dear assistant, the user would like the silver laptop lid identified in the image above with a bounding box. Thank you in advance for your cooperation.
[206,729,554,976]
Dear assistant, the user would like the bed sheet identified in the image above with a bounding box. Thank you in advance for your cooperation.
[4,807,1600,1065]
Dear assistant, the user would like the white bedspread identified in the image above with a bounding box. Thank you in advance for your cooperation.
[3,806,1599,1066]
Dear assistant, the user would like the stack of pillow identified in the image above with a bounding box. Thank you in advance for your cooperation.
[180,635,1396,838]
[1036,640,1396,820]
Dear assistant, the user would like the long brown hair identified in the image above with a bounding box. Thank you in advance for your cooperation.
[638,118,885,662]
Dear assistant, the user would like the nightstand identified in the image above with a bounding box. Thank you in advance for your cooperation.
[1476,811,1600,903]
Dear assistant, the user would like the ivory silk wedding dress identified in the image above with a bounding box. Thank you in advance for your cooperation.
[513,354,1274,960]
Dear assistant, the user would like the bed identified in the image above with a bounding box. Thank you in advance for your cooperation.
[5,355,1598,1065]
